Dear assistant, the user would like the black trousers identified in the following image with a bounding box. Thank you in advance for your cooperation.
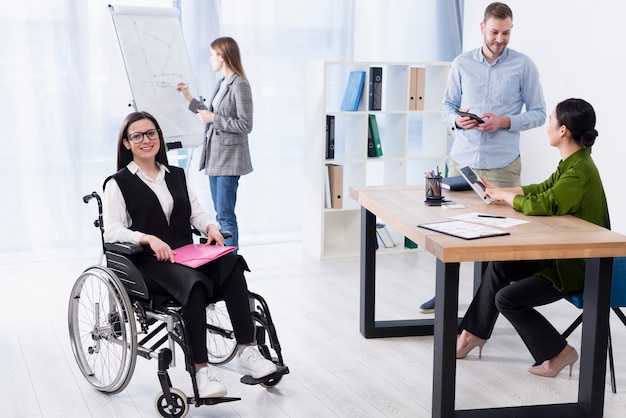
[141,254,253,364]
[460,260,573,363]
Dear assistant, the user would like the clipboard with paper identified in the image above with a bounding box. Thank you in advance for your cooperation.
[418,220,510,240]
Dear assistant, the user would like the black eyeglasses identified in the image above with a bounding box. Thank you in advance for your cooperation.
[127,129,160,144]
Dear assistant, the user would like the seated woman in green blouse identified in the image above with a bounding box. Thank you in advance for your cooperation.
[455,98,610,378]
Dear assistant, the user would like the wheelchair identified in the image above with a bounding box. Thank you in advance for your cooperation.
[68,192,289,417]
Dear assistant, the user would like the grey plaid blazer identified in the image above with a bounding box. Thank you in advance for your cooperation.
[189,74,253,176]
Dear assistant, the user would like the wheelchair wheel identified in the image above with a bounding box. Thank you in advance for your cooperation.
[154,387,188,418]
[206,301,237,365]
[68,265,137,394]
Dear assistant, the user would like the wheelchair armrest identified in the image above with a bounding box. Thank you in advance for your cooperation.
[105,231,231,253]
[104,242,144,255]
[196,229,232,244]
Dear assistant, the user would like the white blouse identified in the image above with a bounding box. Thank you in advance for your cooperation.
[102,162,219,244]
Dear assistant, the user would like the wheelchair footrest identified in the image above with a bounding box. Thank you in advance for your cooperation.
[194,396,241,406]
[239,364,289,385]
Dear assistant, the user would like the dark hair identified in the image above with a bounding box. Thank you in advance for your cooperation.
[484,2,513,22]
[116,111,169,170]
[555,98,598,148]
[211,37,248,81]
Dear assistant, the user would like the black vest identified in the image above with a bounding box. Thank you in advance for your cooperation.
[109,166,193,252]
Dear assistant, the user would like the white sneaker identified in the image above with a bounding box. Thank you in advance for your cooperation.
[196,366,227,398]
[237,345,277,379]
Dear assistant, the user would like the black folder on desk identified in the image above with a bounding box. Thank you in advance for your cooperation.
[441,176,472,191]
[418,220,510,240]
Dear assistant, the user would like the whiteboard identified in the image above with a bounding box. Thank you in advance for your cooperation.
[109,4,204,148]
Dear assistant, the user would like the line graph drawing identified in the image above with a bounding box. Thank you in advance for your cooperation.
[133,23,187,95]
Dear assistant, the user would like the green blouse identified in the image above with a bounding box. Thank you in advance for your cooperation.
[512,147,610,292]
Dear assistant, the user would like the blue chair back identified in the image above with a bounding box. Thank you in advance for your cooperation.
[611,257,626,307]
[565,257,626,308]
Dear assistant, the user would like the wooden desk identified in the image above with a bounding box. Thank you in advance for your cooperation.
[349,185,626,418]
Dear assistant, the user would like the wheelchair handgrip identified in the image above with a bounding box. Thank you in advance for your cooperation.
[83,192,98,204]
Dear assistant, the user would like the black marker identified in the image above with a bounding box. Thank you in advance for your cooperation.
[477,214,506,219]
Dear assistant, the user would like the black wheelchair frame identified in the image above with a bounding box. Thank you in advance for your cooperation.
[68,192,288,417]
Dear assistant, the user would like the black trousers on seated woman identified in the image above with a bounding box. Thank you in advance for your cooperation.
[132,252,253,364]
[460,260,576,364]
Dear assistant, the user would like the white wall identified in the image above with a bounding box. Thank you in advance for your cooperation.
[463,0,626,233]
[353,0,438,61]
[353,0,461,62]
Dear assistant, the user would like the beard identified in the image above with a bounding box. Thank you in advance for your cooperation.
[485,40,507,57]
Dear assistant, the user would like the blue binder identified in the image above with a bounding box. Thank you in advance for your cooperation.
[340,71,366,111]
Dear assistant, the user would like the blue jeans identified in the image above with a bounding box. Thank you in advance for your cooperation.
[209,175,240,249]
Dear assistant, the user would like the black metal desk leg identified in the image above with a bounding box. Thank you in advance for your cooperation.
[360,207,377,338]
[578,257,612,417]
[432,259,460,418]
[473,261,487,296]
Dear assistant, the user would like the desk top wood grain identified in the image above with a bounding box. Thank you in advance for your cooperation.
[350,185,626,263]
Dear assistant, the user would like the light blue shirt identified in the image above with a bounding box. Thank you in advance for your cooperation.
[442,47,546,170]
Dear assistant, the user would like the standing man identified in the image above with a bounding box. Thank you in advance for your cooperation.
[419,2,546,314]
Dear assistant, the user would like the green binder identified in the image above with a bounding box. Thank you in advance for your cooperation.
[368,114,383,157]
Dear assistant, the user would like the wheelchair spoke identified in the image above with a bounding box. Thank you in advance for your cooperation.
[68,266,137,394]
[206,301,237,364]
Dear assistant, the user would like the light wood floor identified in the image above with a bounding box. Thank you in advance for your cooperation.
[2,242,626,417]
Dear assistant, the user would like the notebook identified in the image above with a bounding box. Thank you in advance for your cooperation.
[441,175,472,191]
[457,165,494,204]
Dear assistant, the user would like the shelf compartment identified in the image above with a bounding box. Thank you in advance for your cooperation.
[322,209,361,258]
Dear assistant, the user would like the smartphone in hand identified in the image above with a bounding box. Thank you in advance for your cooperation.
[456,110,485,124]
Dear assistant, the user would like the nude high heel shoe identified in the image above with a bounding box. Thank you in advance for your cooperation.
[528,348,579,378]
[456,336,487,359]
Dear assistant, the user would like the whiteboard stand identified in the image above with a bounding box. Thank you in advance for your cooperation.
[166,147,195,173]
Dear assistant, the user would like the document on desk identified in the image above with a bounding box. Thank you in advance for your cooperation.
[418,220,510,240]
[452,212,529,228]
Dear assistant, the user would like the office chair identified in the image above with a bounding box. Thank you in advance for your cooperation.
[561,257,626,393]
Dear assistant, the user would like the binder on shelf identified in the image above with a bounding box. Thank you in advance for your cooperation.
[368,66,382,111]
[340,71,366,111]
[325,115,335,159]
[324,164,332,209]
[327,164,343,209]
[376,223,397,248]
[409,67,426,110]
[404,237,418,249]
[368,114,383,157]
[367,117,375,157]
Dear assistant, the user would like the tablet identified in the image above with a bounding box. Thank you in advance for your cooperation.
[457,165,494,204]
[456,110,484,124]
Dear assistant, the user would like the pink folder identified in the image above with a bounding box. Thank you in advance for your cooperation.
[173,243,237,268]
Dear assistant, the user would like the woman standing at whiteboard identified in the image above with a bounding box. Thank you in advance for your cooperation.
[178,37,252,249]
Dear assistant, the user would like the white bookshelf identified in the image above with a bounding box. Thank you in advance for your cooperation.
[304,61,451,259]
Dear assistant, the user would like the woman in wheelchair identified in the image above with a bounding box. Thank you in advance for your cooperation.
[102,111,277,398]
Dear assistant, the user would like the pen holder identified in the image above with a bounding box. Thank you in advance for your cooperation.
[425,176,443,200]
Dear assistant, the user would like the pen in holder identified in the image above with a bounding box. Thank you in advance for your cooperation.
[425,175,443,200]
